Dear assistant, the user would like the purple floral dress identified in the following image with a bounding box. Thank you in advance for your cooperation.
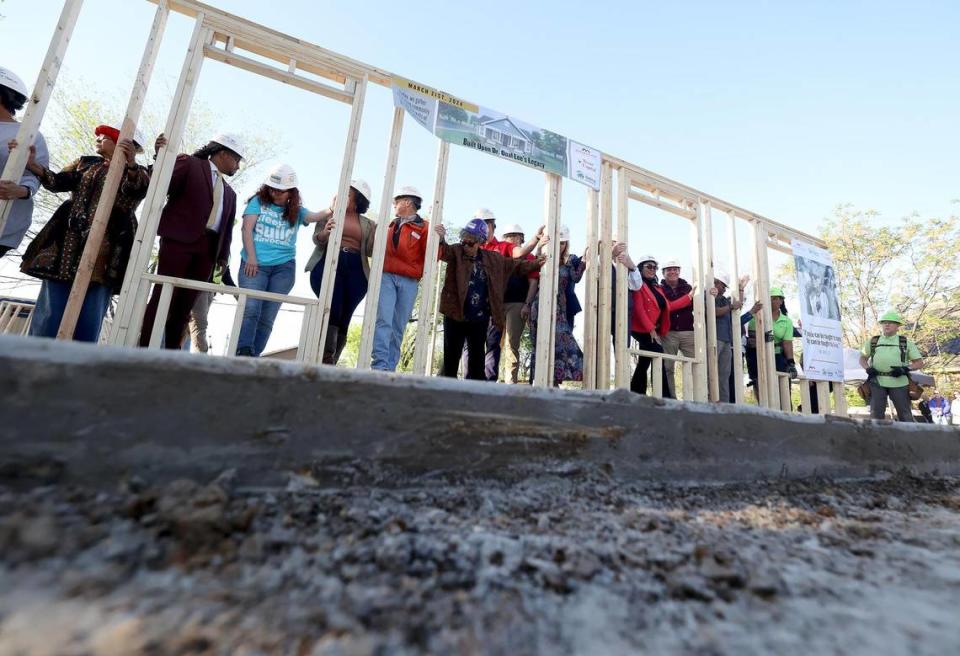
[529,255,586,385]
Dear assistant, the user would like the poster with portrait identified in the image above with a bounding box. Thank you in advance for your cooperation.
[792,239,844,382]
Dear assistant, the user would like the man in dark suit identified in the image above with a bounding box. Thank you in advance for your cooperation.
[140,133,243,348]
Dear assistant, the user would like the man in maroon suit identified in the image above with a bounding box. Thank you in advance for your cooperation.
[140,133,243,347]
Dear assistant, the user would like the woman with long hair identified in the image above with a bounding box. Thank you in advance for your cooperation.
[304,179,375,364]
[236,164,327,356]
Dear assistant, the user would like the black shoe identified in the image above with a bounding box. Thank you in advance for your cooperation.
[236,346,255,357]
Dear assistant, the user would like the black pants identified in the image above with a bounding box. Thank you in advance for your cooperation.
[631,332,673,398]
[443,316,488,380]
[869,382,915,422]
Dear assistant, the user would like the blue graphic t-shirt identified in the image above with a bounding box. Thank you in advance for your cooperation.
[242,197,310,265]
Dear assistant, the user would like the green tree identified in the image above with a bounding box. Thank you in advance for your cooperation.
[786,204,960,352]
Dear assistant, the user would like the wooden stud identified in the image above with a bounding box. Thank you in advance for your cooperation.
[147,283,174,349]
[111,16,211,346]
[652,356,663,398]
[700,201,719,401]
[357,106,404,369]
[226,294,247,355]
[832,382,848,417]
[816,381,831,415]
[0,0,85,235]
[57,1,170,340]
[310,75,368,364]
[799,379,812,415]
[582,187,600,389]
[411,140,449,376]
[726,211,745,404]
[779,374,792,412]
[613,170,630,389]
[426,260,443,374]
[682,360,693,399]
[689,203,708,402]
[596,162,614,389]
[533,173,563,388]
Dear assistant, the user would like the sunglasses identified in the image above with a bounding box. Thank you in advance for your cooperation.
[642,263,658,269]
[461,239,479,247]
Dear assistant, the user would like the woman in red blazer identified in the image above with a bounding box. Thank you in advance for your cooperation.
[613,242,695,397]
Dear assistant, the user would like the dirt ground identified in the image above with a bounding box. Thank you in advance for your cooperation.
[1,468,959,655]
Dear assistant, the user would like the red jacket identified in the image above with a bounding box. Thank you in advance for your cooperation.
[157,154,237,264]
[383,215,430,280]
[630,279,692,336]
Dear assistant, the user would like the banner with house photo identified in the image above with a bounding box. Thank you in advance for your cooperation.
[392,77,601,190]
[792,239,844,382]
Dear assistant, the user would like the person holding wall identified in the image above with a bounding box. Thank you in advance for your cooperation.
[613,243,695,398]
[371,185,429,372]
[140,133,244,349]
[0,66,49,259]
[527,225,585,386]
[437,219,543,380]
[18,123,149,341]
[659,260,695,397]
[235,164,330,356]
[305,179,375,364]
[744,287,797,396]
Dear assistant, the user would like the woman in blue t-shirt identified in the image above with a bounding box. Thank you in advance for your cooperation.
[236,164,325,356]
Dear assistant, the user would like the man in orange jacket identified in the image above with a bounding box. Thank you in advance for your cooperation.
[371,185,430,371]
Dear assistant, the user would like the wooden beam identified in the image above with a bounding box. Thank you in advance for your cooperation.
[832,382,849,417]
[57,1,170,340]
[0,0,85,236]
[701,201,720,401]
[110,17,211,346]
[816,381,831,415]
[311,75,368,364]
[357,106,404,370]
[689,203,708,402]
[582,187,600,390]
[613,170,630,389]
[533,173,562,388]
[627,190,697,220]
[411,140,449,376]
[727,211,746,404]
[147,283,173,349]
[202,46,354,104]
[596,162,614,390]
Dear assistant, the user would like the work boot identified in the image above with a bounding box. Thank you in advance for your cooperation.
[322,325,340,365]
[236,346,254,357]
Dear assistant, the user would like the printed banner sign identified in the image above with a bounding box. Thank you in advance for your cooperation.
[792,239,844,382]
[392,77,601,190]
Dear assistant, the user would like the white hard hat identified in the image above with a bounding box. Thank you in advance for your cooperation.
[558,225,571,242]
[211,133,245,159]
[265,163,298,190]
[350,178,371,202]
[500,223,525,237]
[0,67,28,98]
[714,270,731,287]
[394,185,422,201]
[638,255,658,266]
[661,259,681,269]
[474,207,496,221]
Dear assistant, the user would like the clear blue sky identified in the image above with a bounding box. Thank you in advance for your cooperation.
[3,0,958,352]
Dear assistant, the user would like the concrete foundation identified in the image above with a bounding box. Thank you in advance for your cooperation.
[1,335,958,488]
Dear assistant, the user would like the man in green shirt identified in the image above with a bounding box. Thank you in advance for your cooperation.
[858,310,924,422]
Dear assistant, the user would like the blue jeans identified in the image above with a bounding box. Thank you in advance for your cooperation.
[237,260,296,356]
[372,271,419,371]
[29,279,112,342]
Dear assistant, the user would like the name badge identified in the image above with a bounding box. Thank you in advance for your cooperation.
[411,232,421,240]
